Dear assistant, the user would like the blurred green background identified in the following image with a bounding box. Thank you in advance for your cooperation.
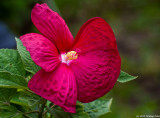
[0,0,160,117]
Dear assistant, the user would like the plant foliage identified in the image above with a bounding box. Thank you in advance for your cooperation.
[0,38,137,118]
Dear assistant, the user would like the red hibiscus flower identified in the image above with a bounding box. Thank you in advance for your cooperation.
[20,3,121,113]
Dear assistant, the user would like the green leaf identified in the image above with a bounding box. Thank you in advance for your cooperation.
[10,113,23,118]
[10,91,41,107]
[71,103,90,118]
[0,72,28,89]
[10,92,29,106]
[83,98,112,118]
[46,103,90,118]
[0,104,18,111]
[0,88,17,104]
[0,104,23,118]
[0,49,25,76]
[0,102,22,118]
[0,112,23,118]
[46,107,71,118]
[117,71,138,83]
[15,37,41,74]
[20,93,41,107]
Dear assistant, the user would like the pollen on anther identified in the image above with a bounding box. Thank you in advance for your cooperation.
[61,51,78,64]
[65,51,78,60]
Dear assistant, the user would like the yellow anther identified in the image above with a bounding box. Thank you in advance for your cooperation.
[65,51,78,60]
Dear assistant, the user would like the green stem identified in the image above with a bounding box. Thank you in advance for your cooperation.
[38,99,47,118]
[43,104,55,115]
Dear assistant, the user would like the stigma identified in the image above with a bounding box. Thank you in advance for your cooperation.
[61,51,78,64]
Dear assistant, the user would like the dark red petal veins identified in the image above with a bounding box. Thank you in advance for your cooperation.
[28,64,77,113]
[31,3,74,52]
[20,33,60,72]
[70,17,121,102]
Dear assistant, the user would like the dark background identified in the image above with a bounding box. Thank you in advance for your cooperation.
[0,0,160,117]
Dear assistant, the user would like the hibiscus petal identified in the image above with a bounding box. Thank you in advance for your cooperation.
[70,17,121,102]
[28,64,77,113]
[20,33,60,72]
[31,3,74,52]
